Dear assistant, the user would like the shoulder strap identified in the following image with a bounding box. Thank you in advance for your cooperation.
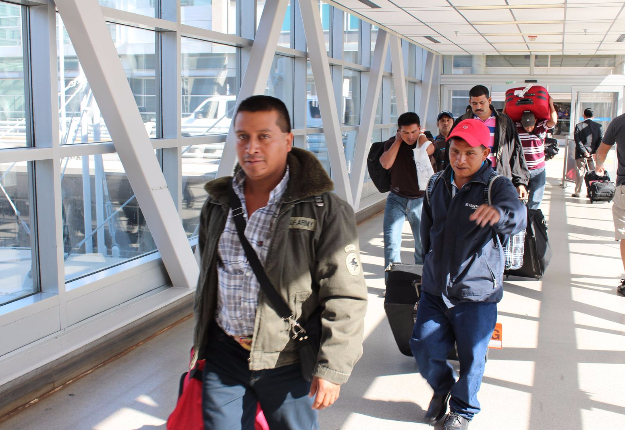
[228,181,293,321]
[426,171,444,205]
[483,171,501,205]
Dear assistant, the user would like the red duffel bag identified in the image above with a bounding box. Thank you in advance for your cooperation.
[505,85,549,122]
[167,349,270,430]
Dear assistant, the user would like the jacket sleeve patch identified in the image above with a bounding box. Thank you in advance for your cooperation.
[346,252,361,276]
[289,217,317,231]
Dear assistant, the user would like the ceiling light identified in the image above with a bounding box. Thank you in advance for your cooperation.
[528,35,537,41]
[357,0,381,8]
[456,4,564,10]
[617,34,625,42]
[424,36,441,44]
[474,21,563,25]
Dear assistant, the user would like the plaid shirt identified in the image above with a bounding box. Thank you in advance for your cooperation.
[216,167,290,337]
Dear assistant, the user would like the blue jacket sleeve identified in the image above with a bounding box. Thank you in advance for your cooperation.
[420,192,433,262]
[490,176,527,236]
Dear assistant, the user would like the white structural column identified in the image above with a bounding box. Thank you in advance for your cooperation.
[419,51,437,131]
[160,3,182,212]
[350,30,389,210]
[29,2,66,328]
[55,0,198,288]
[389,35,408,115]
[216,0,289,178]
[300,0,352,205]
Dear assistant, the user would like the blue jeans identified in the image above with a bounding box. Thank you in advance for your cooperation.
[383,192,424,269]
[202,324,319,430]
[527,167,546,210]
[410,292,497,420]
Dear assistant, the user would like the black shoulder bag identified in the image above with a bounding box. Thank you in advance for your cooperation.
[228,182,321,382]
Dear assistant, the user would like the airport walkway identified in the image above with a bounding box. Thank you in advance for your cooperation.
[1,152,624,430]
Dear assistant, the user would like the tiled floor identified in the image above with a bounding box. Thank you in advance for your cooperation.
[2,152,624,430]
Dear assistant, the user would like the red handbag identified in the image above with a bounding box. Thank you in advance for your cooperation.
[167,351,270,430]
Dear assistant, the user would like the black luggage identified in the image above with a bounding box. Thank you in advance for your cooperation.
[367,141,391,193]
[384,263,422,356]
[584,168,615,203]
[506,208,552,280]
[584,169,610,191]
[589,181,616,203]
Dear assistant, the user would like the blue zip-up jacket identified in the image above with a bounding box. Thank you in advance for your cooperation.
[421,162,527,305]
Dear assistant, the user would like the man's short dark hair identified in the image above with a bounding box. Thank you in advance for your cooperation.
[469,85,490,99]
[397,112,420,128]
[584,108,594,118]
[235,95,291,133]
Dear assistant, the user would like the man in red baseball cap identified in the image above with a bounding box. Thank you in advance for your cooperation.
[410,119,527,430]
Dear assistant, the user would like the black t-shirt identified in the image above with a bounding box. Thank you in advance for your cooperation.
[383,137,423,198]
[602,113,625,186]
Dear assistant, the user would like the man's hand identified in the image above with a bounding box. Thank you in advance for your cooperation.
[469,204,501,227]
[395,131,402,144]
[596,165,606,176]
[585,151,592,158]
[309,377,340,410]
[517,185,528,200]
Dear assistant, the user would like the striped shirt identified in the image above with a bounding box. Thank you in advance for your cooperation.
[516,120,547,170]
[473,112,497,169]
[216,167,290,337]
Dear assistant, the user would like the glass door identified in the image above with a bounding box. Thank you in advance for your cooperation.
[563,87,623,184]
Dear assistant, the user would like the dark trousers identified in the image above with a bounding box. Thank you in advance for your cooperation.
[201,324,319,430]
[410,292,497,420]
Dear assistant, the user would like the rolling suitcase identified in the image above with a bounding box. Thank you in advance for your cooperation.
[506,208,552,280]
[505,85,550,122]
[384,263,422,356]
[584,167,615,203]
[589,181,616,203]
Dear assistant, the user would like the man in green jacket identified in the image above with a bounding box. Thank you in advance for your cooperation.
[193,95,368,430]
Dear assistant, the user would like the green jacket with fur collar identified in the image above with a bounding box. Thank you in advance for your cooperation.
[192,147,367,384]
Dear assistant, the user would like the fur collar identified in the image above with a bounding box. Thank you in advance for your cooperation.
[204,147,334,204]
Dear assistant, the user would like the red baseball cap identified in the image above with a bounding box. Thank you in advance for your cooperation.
[447,119,491,148]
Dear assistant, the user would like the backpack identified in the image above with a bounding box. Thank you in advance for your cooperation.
[367,141,391,193]
[484,172,525,271]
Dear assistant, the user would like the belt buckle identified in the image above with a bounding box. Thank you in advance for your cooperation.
[235,335,253,351]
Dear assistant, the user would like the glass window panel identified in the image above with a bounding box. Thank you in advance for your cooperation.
[306,60,322,129]
[390,77,397,125]
[181,143,222,237]
[375,81,382,125]
[181,37,237,138]
[451,90,470,119]
[343,129,357,176]
[486,55,530,67]
[98,0,156,17]
[257,0,291,48]
[343,68,360,126]
[548,55,616,68]
[306,133,330,176]
[370,25,378,67]
[321,2,331,55]
[343,12,359,64]
[181,0,237,34]
[0,2,27,150]
[0,161,35,305]
[61,153,157,282]
[535,55,549,67]
[58,19,157,144]
[265,55,294,124]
